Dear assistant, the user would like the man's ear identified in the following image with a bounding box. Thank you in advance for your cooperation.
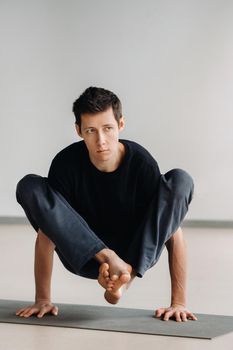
[118,116,125,131]
[75,123,82,138]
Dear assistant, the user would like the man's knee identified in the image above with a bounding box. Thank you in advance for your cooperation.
[16,174,46,205]
[165,168,194,203]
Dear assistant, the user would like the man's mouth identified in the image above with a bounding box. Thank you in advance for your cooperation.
[97,149,109,153]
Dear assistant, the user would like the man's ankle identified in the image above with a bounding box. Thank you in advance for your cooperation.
[95,248,114,264]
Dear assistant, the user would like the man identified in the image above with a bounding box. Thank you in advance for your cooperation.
[16,87,197,322]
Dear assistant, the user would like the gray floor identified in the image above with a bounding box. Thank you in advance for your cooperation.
[0,224,233,349]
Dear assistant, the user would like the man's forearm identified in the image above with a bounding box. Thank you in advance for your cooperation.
[34,230,55,302]
[166,227,187,307]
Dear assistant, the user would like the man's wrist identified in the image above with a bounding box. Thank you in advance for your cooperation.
[35,297,51,303]
[171,292,186,307]
[171,301,186,308]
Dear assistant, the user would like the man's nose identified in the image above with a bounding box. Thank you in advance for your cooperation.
[97,131,106,145]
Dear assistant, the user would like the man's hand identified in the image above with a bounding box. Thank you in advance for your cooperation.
[16,300,58,318]
[155,304,198,322]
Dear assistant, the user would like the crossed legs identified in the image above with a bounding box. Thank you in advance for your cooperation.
[16,169,194,307]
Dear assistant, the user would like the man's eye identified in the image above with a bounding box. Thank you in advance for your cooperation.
[86,129,94,134]
[105,127,113,131]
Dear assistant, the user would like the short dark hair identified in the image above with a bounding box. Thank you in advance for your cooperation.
[72,87,122,127]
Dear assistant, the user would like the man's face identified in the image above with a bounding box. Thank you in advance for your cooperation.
[75,107,125,165]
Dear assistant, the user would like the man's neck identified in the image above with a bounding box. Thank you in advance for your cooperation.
[90,142,125,173]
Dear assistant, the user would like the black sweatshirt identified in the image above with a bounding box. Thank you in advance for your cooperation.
[48,139,161,255]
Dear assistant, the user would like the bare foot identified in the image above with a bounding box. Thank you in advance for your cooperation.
[96,249,132,293]
[104,288,123,304]
[96,250,137,305]
[104,271,136,304]
[98,263,112,289]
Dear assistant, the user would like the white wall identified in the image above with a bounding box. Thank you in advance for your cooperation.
[0,0,232,220]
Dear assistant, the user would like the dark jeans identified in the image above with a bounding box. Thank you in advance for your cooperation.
[16,169,194,279]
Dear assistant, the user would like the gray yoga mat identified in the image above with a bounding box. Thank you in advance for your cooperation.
[0,299,233,339]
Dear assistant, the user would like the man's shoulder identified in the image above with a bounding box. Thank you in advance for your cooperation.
[52,141,86,163]
[121,139,161,182]
[121,139,158,166]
